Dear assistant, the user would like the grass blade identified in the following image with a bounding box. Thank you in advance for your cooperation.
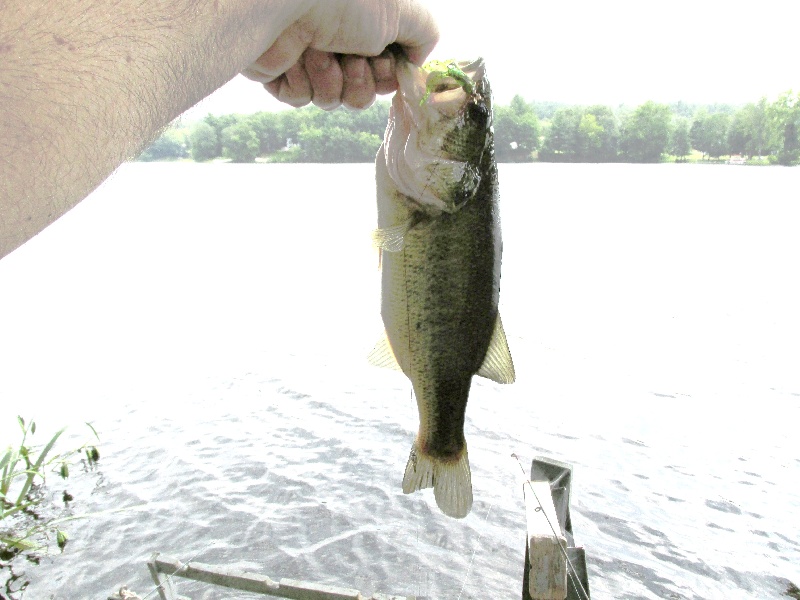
[15,427,66,506]
[85,422,100,441]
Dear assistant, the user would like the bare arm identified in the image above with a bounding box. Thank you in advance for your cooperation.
[0,0,437,259]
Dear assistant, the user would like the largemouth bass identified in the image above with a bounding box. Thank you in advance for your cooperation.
[369,58,515,519]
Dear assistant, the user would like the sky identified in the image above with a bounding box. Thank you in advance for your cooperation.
[183,0,798,118]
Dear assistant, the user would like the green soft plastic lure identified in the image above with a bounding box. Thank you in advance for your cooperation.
[420,60,475,105]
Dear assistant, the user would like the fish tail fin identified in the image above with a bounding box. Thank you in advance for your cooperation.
[402,441,473,519]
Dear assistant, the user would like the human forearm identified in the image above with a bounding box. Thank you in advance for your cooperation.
[0,0,437,259]
[0,0,308,258]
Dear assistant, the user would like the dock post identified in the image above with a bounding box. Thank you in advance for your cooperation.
[521,457,590,600]
[147,552,170,600]
[524,480,568,599]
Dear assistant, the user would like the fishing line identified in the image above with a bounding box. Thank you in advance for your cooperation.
[455,500,494,600]
[511,454,590,600]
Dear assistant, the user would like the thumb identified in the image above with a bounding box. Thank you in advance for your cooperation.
[394,1,439,65]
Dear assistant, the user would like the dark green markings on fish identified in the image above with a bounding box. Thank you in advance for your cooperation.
[369,58,516,519]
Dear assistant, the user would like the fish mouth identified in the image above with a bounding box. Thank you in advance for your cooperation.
[398,58,486,116]
[384,58,490,214]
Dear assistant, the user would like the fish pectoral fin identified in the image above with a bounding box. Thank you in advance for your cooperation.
[367,331,403,371]
[476,313,516,384]
[371,217,415,253]
[402,442,473,519]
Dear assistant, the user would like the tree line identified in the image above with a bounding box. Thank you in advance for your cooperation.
[139,103,389,164]
[138,90,800,165]
[538,92,799,165]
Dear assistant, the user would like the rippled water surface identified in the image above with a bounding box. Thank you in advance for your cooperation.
[1,163,799,599]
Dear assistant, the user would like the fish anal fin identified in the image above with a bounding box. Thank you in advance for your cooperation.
[402,441,473,519]
[367,331,403,371]
[476,313,516,384]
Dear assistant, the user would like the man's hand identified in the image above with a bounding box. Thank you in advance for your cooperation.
[242,1,438,109]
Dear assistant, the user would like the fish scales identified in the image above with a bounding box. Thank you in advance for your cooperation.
[371,58,515,519]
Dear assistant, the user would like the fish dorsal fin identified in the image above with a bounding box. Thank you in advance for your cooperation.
[367,331,403,371]
[371,217,414,252]
[477,313,516,384]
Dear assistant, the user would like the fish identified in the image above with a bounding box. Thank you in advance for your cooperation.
[369,58,515,519]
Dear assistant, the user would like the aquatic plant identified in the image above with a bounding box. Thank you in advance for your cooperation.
[0,416,100,555]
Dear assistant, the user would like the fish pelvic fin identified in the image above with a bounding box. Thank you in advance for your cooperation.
[367,330,403,371]
[371,217,415,253]
[402,441,473,519]
[477,313,516,384]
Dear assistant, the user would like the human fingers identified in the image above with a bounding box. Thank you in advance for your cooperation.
[249,0,439,107]
[370,49,398,95]
[341,55,376,109]
[301,0,439,64]
[304,48,344,110]
[241,21,310,84]
[263,61,312,107]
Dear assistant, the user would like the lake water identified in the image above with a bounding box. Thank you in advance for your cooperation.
[1,162,799,599]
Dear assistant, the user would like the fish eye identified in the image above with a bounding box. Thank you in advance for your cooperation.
[466,102,489,128]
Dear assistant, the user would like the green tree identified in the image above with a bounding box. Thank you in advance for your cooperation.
[745,98,777,157]
[704,113,731,158]
[138,128,187,161]
[582,105,619,161]
[690,110,732,159]
[669,101,695,118]
[540,105,618,162]
[298,126,381,162]
[769,90,800,165]
[277,109,309,148]
[690,109,709,158]
[189,122,219,162]
[221,121,259,163]
[540,106,582,160]
[727,109,751,156]
[203,114,239,156]
[620,101,673,162]
[669,117,691,160]
[348,102,391,138]
[575,113,603,159]
[494,95,540,162]
[532,101,566,121]
[247,112,284,155]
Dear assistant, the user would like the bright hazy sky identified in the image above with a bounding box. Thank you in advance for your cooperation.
[183,0,798,118]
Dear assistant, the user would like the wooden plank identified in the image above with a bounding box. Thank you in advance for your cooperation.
[152,555,280,595]
[275,578,361,600]
[147,557,170,600]
[149,554,415,600]
[525,481,567,600]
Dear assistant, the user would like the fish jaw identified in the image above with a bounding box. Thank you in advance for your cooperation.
[383,58,492,215]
